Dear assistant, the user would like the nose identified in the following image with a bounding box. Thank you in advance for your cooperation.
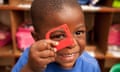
[66,38,76,49]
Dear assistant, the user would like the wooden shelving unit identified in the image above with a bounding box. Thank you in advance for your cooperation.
[0,45,13,57]
[0,0,120,72]
[105,53,120,59]
[1,5,120,12]
[0,5,30,11]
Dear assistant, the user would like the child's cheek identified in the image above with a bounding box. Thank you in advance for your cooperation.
[75,38,86,51]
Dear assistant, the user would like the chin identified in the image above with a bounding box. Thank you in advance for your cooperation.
[59,61,76,69]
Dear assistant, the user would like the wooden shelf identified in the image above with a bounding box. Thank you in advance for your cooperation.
[0,5,120,12]
[82,6,120,12]
[0,45,14,57]
[95,51,105,59]
[0,45,22,58]
[98,7,120,12]
[14,49,22,57]
[85,45,105,59]
[105,53,120,59]
[85,45,120,59]
[0,5,30,11]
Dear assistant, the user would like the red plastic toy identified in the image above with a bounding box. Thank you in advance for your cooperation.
[46,24,74,51]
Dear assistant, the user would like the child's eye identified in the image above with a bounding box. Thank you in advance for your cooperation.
[75,30,85,36]
[50,33,66,41]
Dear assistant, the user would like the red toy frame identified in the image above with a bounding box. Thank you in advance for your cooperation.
[46,24,74,51]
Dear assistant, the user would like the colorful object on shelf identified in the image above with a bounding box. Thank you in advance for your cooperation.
[110,63,120,72]
[0,0,4,4]
[0,31,11,47]
[77,0,99,5]
[0,23,11,47]
[113,0,120,8]
[46,24,74,51]
[108,24,120,45]
[16,22,35,51]
[108,45,120,57]
[78,0,91,5]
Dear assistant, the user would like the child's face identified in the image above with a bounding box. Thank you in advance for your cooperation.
[35,6,86,69]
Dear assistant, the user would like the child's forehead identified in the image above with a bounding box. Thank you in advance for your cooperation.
[35,6,84,31]
[45,6,84,24]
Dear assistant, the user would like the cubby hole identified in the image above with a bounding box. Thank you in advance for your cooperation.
[4,0,9,5]
[0,57,14,72]
[105,12,120,71]
[10,11,33,56]
[84,12,106,59]
[0,10,13,57]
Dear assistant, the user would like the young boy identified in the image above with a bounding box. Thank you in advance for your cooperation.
[12,0,101,72]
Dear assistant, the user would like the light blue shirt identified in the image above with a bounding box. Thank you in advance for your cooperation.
[12,48,101,72]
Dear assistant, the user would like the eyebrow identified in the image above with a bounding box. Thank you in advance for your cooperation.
[76,24,86,29]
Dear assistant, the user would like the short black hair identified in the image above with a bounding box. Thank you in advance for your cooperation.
[31,0,82,31]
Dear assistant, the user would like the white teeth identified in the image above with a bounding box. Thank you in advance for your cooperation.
[63,54,74,57]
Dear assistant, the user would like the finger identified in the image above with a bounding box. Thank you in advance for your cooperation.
[43,39,58,52]
[38,57,55,65]
[30,40,48,51]
[38,50,55,58]
[38,40,59,50]
[31,40,59,51]
[50,47,57,52]
[46,39,59,47]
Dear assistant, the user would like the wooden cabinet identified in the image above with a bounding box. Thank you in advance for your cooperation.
[0,0,120,72]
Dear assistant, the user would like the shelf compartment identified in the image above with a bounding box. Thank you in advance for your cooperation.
[0,5,30,11]
[105,52,120,59]
[1,5,120,12]
[85,45,105,59]
[14,49,22,57]
[0,45,14,57]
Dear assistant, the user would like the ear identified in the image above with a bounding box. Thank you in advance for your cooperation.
[31,31,39,41]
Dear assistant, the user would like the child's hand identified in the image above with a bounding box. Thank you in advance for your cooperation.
[27,40,58,72]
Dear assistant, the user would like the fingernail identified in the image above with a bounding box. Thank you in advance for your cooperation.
[53,48,57,52]
[55,42,59,45]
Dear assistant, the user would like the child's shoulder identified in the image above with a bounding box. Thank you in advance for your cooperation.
[79,51,99,67]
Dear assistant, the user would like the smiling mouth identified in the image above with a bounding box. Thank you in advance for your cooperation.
[57,51,79,57]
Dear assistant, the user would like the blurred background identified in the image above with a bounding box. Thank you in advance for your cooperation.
[0,0,120,72]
